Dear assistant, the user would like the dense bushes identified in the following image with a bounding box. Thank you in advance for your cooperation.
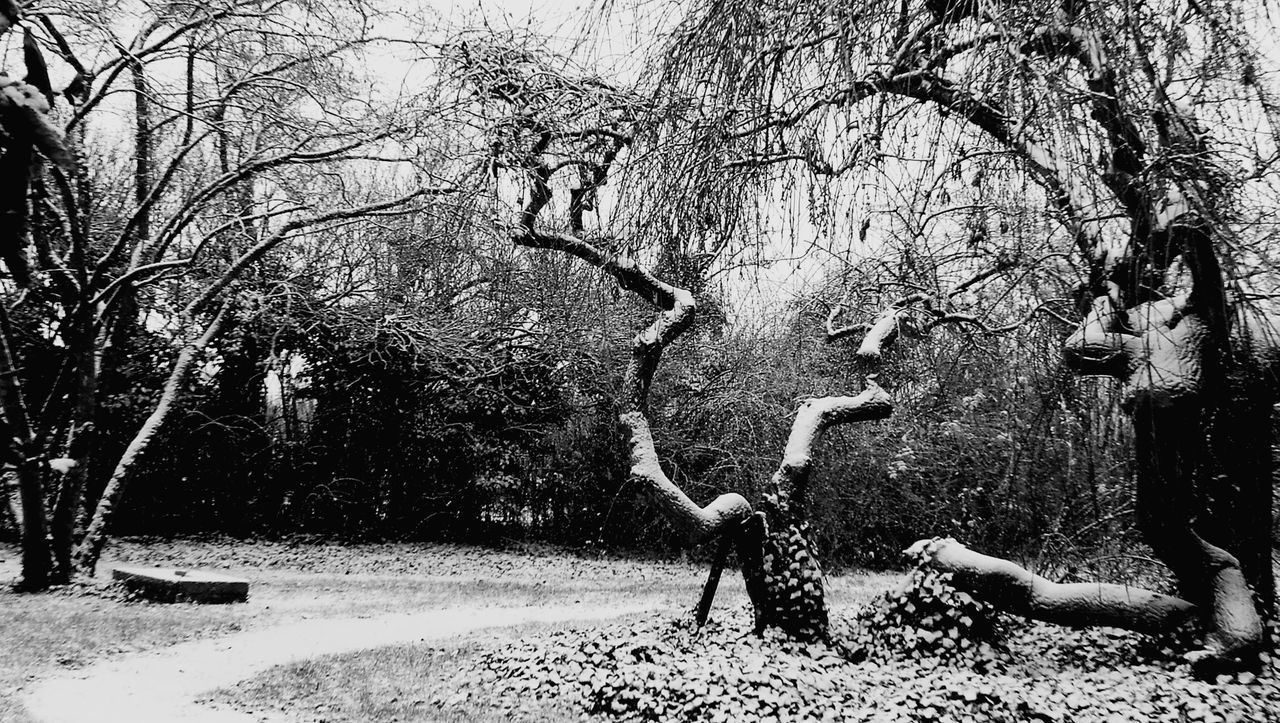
[112,304,593,541]
[54,280,1134,572]
[635,309,1135,571]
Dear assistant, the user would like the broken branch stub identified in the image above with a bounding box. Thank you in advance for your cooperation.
[856,305,909,359]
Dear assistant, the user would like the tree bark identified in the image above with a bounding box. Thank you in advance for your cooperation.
[1063,294,1274,666]
[748,517,829,641]
[10,458,49,590]
[3,471,22,536]
[482,60,901,639]
[768,386,893,518]
[749,384,894,641]
[916,538,1197,632]
[74,304,231,574]
[48,315,98,584]
[0,305,50,590]
[1132,401,1266,668]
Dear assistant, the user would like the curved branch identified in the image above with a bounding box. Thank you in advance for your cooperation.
[913,538,1196,633]
[514,221,751,545]
[927,300,1077,335]
[836,259,1046,353]
[621,411,751,543]
[91,259,190,304]
[769,381,893,517]
[509,122,750,544]
[825,303,869,342]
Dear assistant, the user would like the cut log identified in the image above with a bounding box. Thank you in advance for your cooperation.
[112,566,248,603]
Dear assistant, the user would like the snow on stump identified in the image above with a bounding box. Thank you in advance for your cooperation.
[111,567,249,603]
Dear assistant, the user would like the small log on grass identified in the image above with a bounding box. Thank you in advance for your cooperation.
[113,566,249,603]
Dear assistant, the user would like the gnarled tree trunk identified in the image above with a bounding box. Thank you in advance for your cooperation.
[478,48,895,638]
[746,387,893,640]
[1061,289,1278,667]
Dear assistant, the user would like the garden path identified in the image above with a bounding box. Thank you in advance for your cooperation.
[25,602,660,723]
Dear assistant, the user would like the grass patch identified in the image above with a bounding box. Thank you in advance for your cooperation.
[204,621,595,723]
[0,538,734,722]
[0,582,263,723]
[211,571,901,723]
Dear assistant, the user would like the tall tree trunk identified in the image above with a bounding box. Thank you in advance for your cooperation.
[74,305,230,575]
[1200,380,1275,615]
[48,317,98,584]
[1132,399,1265,668]
[0,306,51,590]
[1059,290,1272,669]
[11,460,50,590]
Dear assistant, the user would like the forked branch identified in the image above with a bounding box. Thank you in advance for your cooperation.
[826,260,1052,356]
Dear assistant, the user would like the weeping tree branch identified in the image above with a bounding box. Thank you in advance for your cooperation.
[732,68,1101,263]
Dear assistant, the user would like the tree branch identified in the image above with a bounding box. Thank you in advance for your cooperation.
[914,538,1196,633]
[507,114,750,544]
[183,188,440,316]
[768,382,892,518]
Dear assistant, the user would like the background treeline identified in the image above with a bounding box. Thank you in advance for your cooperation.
[0,0,1168,579]
[0,249,1137,573]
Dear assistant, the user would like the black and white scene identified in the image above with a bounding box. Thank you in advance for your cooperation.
[2,0,1280,720]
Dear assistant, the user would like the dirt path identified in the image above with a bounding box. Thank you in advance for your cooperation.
[24,602,662,723]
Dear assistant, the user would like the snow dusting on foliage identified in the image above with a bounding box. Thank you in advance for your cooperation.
[439,553,1280,723]
[846,552,1006,665]
[443,608,1279,722]
[102,537,702,581]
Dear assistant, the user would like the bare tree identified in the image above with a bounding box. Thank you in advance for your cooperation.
[0,0,448,587]
[653,0,1280,671]
[444,33,895,640]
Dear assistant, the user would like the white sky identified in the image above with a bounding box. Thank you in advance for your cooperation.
[18,0,1280,325]
[413,1,845,316]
